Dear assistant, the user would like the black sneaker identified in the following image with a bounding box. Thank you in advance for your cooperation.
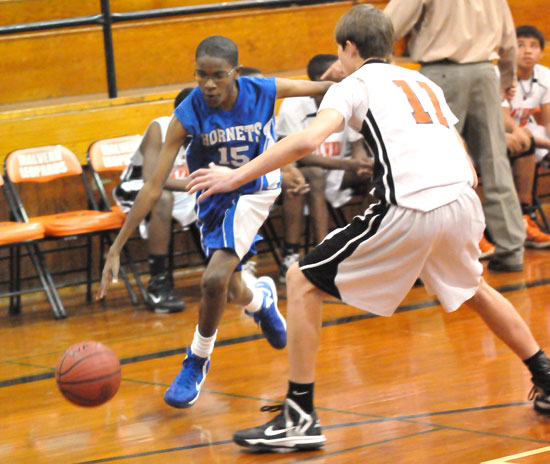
[487,258,523,273]
[529,362,550,414]
[145,273,186,313]
[233,399,326,451]
[529,386,550,413]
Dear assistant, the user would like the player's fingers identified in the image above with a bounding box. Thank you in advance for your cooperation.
[111,261,119,284]
[197,187,216,202]
[188,177,214,195]
[96,270,111,300]
[189,168,210,179]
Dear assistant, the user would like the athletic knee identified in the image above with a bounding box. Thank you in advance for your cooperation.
[201,271,227,299]
[286,263,314,293]
[151,191,174,221]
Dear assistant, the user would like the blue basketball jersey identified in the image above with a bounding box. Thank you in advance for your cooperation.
[173,76,281,258]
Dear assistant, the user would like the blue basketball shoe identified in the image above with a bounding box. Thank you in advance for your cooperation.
[244,276,287,349]
[164,348,210,408]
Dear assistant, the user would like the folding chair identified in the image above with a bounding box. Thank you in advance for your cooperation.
[0,172,65,318]
[87,136,206,281]
[85,135,142,216]
[532,157,550,233]
[86,135,150,301]
[3,144,140,310]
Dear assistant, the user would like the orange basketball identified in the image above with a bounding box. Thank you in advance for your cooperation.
[56,341,121,407]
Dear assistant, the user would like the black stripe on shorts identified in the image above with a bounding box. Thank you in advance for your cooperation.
[299,201,390,299]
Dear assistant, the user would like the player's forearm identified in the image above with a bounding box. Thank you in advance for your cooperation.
[299,154,346,170]
[110,182,163,253]
[502,108,516,133]
[276,78,332,99]
[164,177,190,191]
[534,135,550,150]
[233,133,318,188]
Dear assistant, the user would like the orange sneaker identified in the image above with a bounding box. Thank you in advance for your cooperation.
[524,215,550,249]
[479,236,495,259]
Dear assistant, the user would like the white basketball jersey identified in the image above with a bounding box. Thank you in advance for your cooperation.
[503,64,550,128]
[276,96,361,159]
[127,116,188,179]
[319,61,473,212]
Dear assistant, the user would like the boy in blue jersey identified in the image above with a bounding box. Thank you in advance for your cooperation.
[97,35,332,408]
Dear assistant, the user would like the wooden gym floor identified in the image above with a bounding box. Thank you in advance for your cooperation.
[2,246,550,463]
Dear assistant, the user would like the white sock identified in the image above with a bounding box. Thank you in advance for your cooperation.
[190,325,217,359]
[244,286,264,313]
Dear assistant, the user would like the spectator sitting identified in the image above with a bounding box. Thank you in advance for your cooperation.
[501,25,550,248]
[114,88,196,313]
[276,53,373,283]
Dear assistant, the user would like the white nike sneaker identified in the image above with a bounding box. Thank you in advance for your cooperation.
[233,398,326,451]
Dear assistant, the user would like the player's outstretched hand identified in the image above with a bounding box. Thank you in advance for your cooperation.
[96,248,120,300]
[188,163,237,201]
[321,60,346,83]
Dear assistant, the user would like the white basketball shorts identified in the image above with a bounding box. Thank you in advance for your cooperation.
[299,187,484,316]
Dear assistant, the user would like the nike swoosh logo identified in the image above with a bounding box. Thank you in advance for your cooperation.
[264,296,274,307]
[264,425,294,437]
[292,391,308,396]
[149,294,162,304]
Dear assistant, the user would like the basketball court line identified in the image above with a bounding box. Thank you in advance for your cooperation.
[72,408,550,464]
[2,276,548,389]
[481,445,550,463]
[4,278,550,462]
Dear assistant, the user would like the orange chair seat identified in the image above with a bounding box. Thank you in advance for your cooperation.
[0,221,45,245]
[111,205,127,220]
[29,210,124,236]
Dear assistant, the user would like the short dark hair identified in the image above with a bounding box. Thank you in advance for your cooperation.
[516,25,545,49]
[174,87,194,108]
[195,35,238,67]
[335,5,393,60]
[307,54,338,81]
[240,66,263,77]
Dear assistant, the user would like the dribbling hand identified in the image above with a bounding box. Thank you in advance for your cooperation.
[96,248,120,300]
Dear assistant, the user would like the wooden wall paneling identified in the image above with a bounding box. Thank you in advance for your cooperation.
[0,96,176,164]
[0,0,247,26]
[0,27,108,103]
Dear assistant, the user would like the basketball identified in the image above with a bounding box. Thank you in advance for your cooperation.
[55,341,121,407]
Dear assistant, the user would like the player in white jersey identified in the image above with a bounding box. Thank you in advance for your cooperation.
[276,54,373,283]
[501,25,550,248]
[114,89,197,313]
[188,5,550,451]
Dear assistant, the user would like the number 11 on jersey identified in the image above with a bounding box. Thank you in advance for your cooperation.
[394,80,449,128]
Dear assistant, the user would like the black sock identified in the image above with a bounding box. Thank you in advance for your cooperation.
[521,203,534,216]
[524,349,550,377]
[148,254,167,276]
[283,242,300,256]
[287,380,314,413]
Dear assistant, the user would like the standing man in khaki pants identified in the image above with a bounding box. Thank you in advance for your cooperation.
[385,0,525,272]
